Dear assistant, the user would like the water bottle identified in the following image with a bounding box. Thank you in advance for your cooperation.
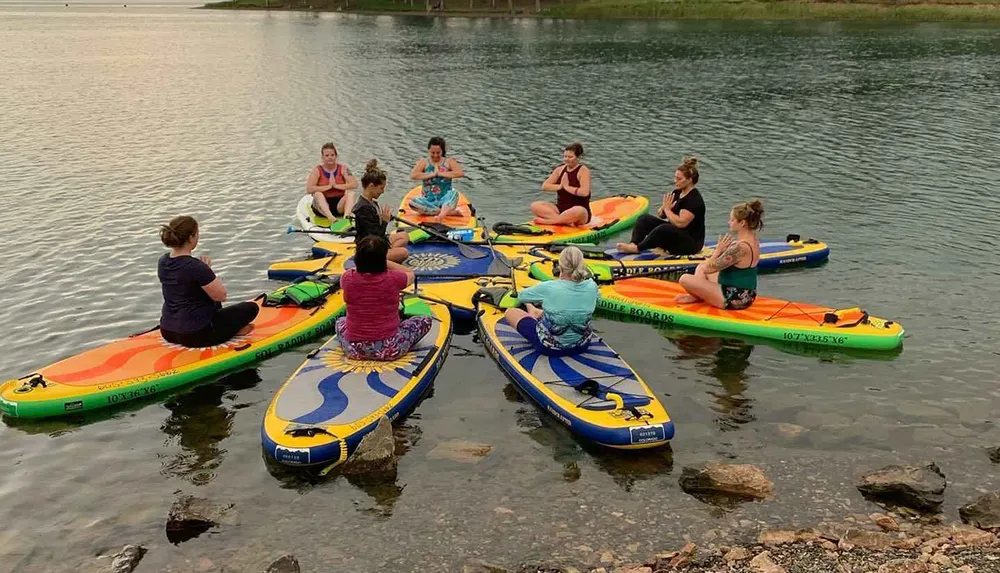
[446,228,475,242]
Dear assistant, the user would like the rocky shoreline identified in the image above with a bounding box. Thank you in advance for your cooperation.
[95,428,1000,573]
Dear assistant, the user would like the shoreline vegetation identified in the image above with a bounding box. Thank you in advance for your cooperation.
[200,0,1000,23]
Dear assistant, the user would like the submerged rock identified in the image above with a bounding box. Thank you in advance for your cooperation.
[959,491,1000,530]
[428,440,493,463]
[463,558,513,573]
[265,554,301,573]
[855,463,946,512]
[110,545,146,573]
[165,495,233,544]
[987,446,1000,464]
[679,463,773,501]
[341,416,397,475]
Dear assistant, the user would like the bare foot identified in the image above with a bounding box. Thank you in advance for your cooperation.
[236,324,255,336]
[674,294,699,304]
[616,242,640,254]
[533,217,552,225]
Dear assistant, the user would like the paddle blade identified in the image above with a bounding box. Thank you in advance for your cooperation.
[457,241,489,259]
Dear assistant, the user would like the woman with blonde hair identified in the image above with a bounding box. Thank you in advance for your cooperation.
[503,246,598,354]
[677,199,764,310]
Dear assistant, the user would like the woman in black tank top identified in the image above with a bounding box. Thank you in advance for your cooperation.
[617,156,706,256]
[532,142,592,226]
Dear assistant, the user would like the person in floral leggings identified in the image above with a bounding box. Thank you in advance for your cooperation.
[335,236,432,361]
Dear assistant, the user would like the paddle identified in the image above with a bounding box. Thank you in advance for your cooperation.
[404,290,475,315]
[391,215,489,259]
[286,226,354,237]
[479,216,516,276]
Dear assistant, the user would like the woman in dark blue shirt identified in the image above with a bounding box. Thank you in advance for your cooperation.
[158,216,258,348]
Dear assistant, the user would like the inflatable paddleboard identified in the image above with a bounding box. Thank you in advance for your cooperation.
[492,194,648,245]
[476,293,673,449]
[262,297,451,467]
[518,235,830,279]
[530,263,903,351]
[295,195,355,243]
[270,242,510,284]
[0,280,346,419]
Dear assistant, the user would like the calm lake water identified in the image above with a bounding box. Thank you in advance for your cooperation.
[2,5,1000,572]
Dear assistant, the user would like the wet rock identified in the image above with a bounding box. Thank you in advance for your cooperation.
[463,558,513,573]
[759,529,797,545]
[563,462,581,482]
[841,529,894,550]
[265,555,300,573]
[165,495,233,544]
[679,463,773,500]
[749,550,785,573]
[428,440,493,463]
[876,559,929,573]
[950,526,996,547]
[893,537,922,550]
[724,547,749,561]
[928,553,952,567]
[775,423,807,438]
[110,545,146,573]
[988,446,1000,464]
[514,561,577,573]
[341,416,397,475]
[959,491,1000,530]
[871,513,900,532]
[610,566,650,573]
[855,463,946,512]
[599,550,614,564]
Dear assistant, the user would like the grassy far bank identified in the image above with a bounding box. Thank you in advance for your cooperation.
[202,0,1000,23]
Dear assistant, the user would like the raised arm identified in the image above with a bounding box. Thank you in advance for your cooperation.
[438,158,464,180]
[333,166,358,192]
[563,166,591,197]
[541,166,563,193]
[705,238,746,273]
[305,166,329,195]
[410,158,433,181]
[387,260,416,287]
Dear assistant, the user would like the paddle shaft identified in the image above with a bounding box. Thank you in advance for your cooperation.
[392,215,489,259]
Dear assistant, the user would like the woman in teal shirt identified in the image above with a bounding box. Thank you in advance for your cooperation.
[677,199,764,310]
[504,246,598,354]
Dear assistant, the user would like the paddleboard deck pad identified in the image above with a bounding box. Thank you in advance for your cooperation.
[477,302,673,449]
[262,298,452,467]
[296,195,354,243]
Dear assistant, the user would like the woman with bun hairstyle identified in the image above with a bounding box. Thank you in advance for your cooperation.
[677,199,764,310]
[617,156,705,255]
[306,142,359,222]
[532,142,592,226]
[503,246,598,354]
[157,216,259,348]
[337,235,431,361]
[351,159,409,263]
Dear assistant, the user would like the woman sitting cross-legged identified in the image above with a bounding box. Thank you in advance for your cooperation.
[677,199,764,310]
[336,235,432,361]
[503,246,598,355]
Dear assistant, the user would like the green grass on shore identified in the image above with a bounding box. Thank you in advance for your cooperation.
[203,0,1000,22]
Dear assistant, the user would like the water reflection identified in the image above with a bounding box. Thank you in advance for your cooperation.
[159,369,263,486]
[262,420,423,517]
[662,332,755,432]
[503,382,673,492]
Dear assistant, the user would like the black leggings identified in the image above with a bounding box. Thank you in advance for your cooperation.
[161,302,260,348]
[630,214,701,255]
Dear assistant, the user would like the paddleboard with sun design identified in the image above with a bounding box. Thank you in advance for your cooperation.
[262,298,452,467]
[0,290,346,419]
